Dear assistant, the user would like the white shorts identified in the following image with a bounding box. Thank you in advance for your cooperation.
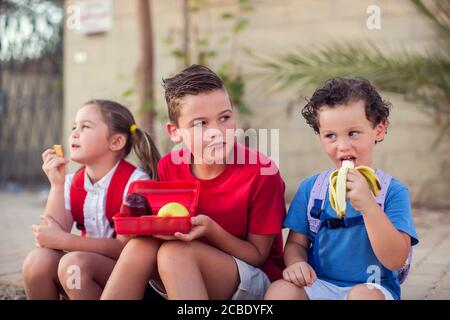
[149,256,271,300]
[231,257,271,300]
[304,279,395,300]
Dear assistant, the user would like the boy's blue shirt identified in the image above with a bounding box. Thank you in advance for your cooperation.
[284,172,419,300]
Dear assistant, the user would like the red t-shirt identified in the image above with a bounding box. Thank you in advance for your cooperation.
[157,143,286,282]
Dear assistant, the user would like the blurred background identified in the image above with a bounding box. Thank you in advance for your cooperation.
[1,0,449,206]
[0,0,449,299]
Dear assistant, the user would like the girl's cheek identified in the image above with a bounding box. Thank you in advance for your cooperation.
[228,119,237,129]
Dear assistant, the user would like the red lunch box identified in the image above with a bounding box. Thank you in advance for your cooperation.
[113,180,200,235]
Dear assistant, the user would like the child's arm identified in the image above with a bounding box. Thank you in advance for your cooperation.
[42,148,73,231]
[284,231,309,266]
[283,231,316,287]
[347,169,411,270]
[56,233,127,260]
[207,225,272,267]
[358,203,410,270]
[32,215,128,259]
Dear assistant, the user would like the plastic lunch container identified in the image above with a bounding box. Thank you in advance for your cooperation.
[113,180,200,235]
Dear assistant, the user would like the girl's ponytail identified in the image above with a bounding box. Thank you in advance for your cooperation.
[131,128,161,180]
[85,99,161,180]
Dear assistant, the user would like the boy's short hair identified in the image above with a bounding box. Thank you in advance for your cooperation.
[302,77,391,134]
[162,64,226,125]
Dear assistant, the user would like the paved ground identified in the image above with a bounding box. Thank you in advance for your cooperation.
[0,191,449,300]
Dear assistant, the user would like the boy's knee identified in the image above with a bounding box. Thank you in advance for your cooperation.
[157,241,196,272]
[264,279,285,299]
[264,279,307,300]
[117,237,160,268]
[346,284,385,300]
[23,248,59,281]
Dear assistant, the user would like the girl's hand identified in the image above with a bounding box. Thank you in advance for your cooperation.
[32,215,68,250]
[346,169,378,214]
[283,261,317,288]
[42,149,69,187]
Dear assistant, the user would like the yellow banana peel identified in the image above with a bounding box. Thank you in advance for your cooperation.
[329,160,381,217]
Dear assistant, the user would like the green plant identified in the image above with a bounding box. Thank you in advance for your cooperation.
[162,0,255,115]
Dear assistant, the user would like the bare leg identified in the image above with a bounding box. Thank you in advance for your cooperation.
[57,251,116,300]
[264,279,309,300]
[101,237,162,300]
[346,284,386,300]
[157,240,239,300]
[22,248,65,300]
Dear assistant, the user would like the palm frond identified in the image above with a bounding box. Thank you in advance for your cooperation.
[410,0,450,42]
[256,42,449,110]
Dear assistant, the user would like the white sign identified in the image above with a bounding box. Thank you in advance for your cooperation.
[79,0,113,35]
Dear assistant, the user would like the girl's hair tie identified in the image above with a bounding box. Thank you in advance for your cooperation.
[130,124,138,135]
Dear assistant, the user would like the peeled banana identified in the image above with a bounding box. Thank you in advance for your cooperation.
[329,160,381,217]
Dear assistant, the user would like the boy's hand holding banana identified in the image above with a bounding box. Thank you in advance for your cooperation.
[329,160,381,217]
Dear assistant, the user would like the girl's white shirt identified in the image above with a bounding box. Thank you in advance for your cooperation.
[64,161,150,238]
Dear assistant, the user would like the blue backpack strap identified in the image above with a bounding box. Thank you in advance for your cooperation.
[307,170,332,239]
[306,171,332,277]
[374,169,392,210]
[320,215,365,229]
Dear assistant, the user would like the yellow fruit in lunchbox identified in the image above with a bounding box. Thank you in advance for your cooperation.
[157,202,190,217]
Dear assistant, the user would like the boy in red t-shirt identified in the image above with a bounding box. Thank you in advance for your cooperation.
[101,64,286,300]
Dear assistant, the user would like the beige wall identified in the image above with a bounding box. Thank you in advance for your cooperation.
[64,0,450,207]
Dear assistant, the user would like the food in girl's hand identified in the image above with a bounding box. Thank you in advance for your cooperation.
[121,193,152,217]
[157,202,190,217]
[53,145,64,157]
[329,160,381,217]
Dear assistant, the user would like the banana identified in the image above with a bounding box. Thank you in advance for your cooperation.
[329,160,354,217]
[328,161,381,217]
[356,166,381,197]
